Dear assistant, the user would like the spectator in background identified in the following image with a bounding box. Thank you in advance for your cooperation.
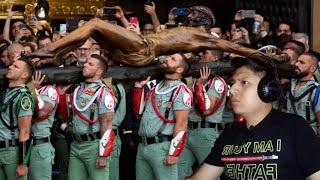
[210,23,222,38]
[292,33,310,52]
[282,40,305,65]
[7,42,24,65]
[2,5,25,43]
[73,39,92,66]
[229,21,250,44]
[144,1,160,33]
[141,23,155,35]
[292,33,320,61]
[276,20,295,38]
[37,36,52,49]
[199,49,223,62]
[0,39,10,48]
[0,45,9,68]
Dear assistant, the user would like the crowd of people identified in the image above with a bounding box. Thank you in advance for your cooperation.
[0,1,320,180]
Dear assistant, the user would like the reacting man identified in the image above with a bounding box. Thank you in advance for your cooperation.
[285,52,320,135]
[57,54,115,180]
[0,58,35,180]
[187,57,320,179]
[133,53,192,180]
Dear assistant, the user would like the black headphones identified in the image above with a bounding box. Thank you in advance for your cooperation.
[257,61,282,103]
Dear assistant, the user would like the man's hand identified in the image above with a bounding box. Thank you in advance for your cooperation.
[134,76,151,88]
[56,84,72,95]
[32,71,45,89]
[95,8,104,18]
[196,66,211,85]
[144,2,156,16]
[16,164,28,177]
[164,155,179,165]
[254,14,264,25]
[127,23,141,35]
[96,156,108,169]
[8,5,18,18]
[114,6,125,19]
[234,10,244,21]
[168,7,177,23]
[31,20,44,31]
[78,20,87,27]
[156,24,166,33]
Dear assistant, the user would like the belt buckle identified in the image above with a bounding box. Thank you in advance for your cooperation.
[188,122,194,130]
[74,134,83,143]
[141,137,148,145]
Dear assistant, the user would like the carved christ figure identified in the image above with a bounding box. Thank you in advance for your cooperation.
[30,6,281,67]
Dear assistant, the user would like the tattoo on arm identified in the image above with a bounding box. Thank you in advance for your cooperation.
[99,112,114,134]
[37,101,54,118]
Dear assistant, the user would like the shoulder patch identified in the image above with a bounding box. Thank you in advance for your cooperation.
[48,87,58,101]
[183,92,192,107]
[104,94,115,110]
[21,96,32,111]
[214,79,225,93]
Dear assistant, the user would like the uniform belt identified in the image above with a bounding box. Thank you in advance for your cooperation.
[73,132,101,143]
[0,139,18,149]
[139,135,173,145]
[189,121,223,130]
[33,137,49,145]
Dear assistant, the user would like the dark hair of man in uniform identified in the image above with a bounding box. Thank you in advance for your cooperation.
[304,52,319,67]
[286,40,306,56]
[91,54,108,74]
[17,57,35,81]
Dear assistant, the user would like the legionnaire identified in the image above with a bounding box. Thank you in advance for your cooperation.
[102,77,126,180]
[28,71,59,180]
[0,58,35,180]
[179,66,227,179]
[57,54,116,180]
[285,52,320,135]
[133,53,192,180]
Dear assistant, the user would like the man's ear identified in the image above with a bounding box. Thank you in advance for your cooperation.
[311,64,317,73]
[176,67,184,74]
[96,68,103,76]
[21,71,29,80]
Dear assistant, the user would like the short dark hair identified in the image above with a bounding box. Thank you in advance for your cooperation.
[91,54,108,74]
[286,40,305,56]
[0,39,10,46]
[37,36,52,46]
[231,57,273,79]
[303,52,319,67]
[17,57,35,81]
[278,20,296,32]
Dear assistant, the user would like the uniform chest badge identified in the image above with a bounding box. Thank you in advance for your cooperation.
[157,99,162,107]
[91,103,97,110]
[85,89,95,96]
[81,98,86,107]
[21,96,31,110]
